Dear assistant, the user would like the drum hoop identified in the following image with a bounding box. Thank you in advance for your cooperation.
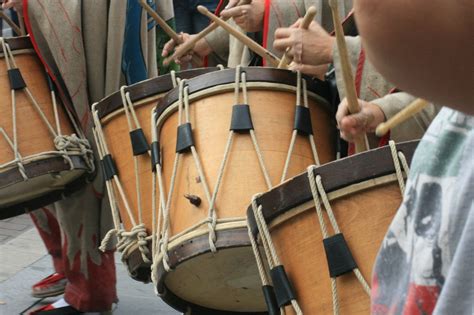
[156,68,331,122]
[247,140,419,237]
[267,173,400,232]
[155,81,332,136]
[0,36,33,54]
[0,155,88,189]
[95,68,219,120]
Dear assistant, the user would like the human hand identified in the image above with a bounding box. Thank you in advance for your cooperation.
[162,33,212,65]
[2,0,22,11]
[336,98,386,142]
[220,0,264,33]
[274,19,334,65]
[288,63,328,80]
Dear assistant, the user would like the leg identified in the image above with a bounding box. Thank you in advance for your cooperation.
[54,184,117,312]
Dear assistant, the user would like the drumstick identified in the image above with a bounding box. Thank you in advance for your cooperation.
[197,5,281,67]
[139,0,202,65]
[0,10,22,36]
[375,98,429,137]
[329,0,368,153]
[277,6,317,69]
[163,0,251,65]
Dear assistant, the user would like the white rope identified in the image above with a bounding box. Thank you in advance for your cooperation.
[389,140,406,194]
[281,72,320,182]
[307,165,372,313]
[251,196,303,315]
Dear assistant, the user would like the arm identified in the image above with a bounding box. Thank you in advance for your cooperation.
[354,0,474,114]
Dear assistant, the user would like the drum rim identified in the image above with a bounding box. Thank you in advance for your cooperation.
[95,68,219,120]
[124,228,267,314]
[246,140,419,238]
[0,156,90,218]
[0,36,32,53]
[0,156,92,220]
[155,67,332,122]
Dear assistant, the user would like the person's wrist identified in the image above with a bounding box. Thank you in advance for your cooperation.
[195,38,213,58]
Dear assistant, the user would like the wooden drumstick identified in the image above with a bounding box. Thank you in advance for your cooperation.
[139,0,202,65]
[197,5,281,67]
[0,10,22,36]
[375,98,429,137]
[164,0,252,65]
[329,0,369,153]
[277,6,317,69]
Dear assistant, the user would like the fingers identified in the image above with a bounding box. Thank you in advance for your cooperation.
[288,63,328,79]
[335,98,350,127]
[220,5,249,19]
[274,27,294,39]
[162,38,177,57]
[224,0,240,9]
[273,37,294,52]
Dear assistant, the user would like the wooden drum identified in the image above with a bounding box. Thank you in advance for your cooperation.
[92,68,217,282]
[0,37,93,219]
[150,67,337,314]
[247,141,419,315]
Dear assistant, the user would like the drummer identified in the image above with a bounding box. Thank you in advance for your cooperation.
[272,14,439,145]
[162,0,352,68]
[353,0,473,313]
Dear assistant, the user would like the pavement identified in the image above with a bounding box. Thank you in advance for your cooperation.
[0,214,180,315]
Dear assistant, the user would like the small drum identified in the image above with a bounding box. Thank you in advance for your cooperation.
[143,67,337,314]
[0,37,93,219]
[247,141,418,314]
[92,67,217,280]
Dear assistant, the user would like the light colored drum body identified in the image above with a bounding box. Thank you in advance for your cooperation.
[93,68,217,282]
[247,141,418,314]
[0,37,91,219]
[151,68,337,314]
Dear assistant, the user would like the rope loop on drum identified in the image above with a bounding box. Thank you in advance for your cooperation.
[389,140,410,194]
[54,134,95,172]
[307,165,372,314]
[281,71,320,183]
[251,195,303,315]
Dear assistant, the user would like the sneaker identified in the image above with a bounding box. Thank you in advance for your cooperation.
[32,273,67,298]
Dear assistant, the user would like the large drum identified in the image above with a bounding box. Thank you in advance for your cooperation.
[92,67,218,281]
[147,67,336,314]
[247,141,418,314]
[0,37,93,219]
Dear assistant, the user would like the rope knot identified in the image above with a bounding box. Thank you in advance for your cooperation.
[54,134,95,172]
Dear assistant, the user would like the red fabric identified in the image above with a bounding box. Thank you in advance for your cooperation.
[347,47,367,155]
[63,236,117,312]
[30,208,64,274]
[262,0,271,66]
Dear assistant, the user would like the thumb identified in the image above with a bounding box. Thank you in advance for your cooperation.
[224,0,240,9]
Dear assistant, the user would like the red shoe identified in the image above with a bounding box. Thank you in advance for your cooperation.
[32,273,67,298]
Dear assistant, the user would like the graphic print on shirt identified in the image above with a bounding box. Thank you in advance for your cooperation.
[371,108,474,315]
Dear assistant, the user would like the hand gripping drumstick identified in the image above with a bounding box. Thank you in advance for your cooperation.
[277,6,318,69]
[197,5,281,67]
[375,98,429,137]
[329,0,369,153]
[163,0,252,65]
[139,0,202,65]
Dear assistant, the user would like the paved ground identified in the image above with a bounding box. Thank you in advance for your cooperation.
[0,215,180,315]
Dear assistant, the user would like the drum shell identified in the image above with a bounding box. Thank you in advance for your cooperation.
[247,141,419,314]
[0,37,88,218]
